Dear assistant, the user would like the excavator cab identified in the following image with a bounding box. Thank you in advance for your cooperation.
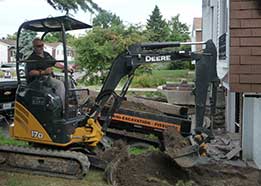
[10,15,103,148]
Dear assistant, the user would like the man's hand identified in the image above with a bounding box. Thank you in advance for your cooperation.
[44,67,53,74]
[68,66,74,73]
[39,67,52,75]
[29,67,53,76]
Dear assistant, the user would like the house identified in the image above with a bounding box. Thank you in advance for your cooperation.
[202,0,261,168]
[0,40,75,64]
[0,39,16,65]
[45,42,75,63]
[191,17,203,52]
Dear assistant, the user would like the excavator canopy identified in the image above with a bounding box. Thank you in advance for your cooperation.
[19,15,92,32]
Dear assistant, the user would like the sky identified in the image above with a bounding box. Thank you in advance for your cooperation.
[0,0,202,38]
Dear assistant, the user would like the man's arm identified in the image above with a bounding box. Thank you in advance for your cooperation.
[54,62,64,69]
[55,62,74,72]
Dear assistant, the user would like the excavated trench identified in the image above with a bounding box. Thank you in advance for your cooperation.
[104,127,261,186]
[106,150,261,186]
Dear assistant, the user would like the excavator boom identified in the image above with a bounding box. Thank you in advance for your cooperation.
[91,40,218,134]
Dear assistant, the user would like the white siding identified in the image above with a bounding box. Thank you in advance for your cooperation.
[44,45,53,57]
[243,97,261,168]
[55,44,74,62]
[0,43,8,64]
[55,44,64,61]
[202,0,229,80]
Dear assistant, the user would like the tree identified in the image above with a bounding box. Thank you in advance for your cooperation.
[44,32,76,45]
[93,10,123,29]
[74,25,147,84]
[167,14,190,42]
[6,33,17,40]
[146,5,169,41]
[19,30,37,59]
[46,0,102,13]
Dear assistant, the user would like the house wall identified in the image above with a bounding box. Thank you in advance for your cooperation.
[55,44,74,62]
[192,30,203,52]
[196,31,203,51]
[228,0,261,168]
[230,0,261,92]
[202,0,229,80]
[55,44,64,61]
[202,0,261,168]
[242,96,261,168]
[44,45,53,57]
[0,42,8,64]
[202,0,234,132]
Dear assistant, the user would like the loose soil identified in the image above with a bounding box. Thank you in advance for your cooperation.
[109,151,261,186]
[119,100,162,114]
[163,127,190,151]
[107,128,261,186]
[163,126,199,168]
[98,140,128,163]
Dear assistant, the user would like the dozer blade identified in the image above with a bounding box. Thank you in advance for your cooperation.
[163,127,200,168]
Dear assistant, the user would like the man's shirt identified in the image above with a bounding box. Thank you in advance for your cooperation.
[25,51,55,82]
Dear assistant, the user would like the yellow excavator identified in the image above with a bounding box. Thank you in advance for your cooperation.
[0,15,218,179]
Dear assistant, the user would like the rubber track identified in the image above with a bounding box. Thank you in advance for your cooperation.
[0,145,90,179]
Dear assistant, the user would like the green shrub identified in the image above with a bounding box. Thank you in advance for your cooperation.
[131,74,166,88]
[0,71,4,77]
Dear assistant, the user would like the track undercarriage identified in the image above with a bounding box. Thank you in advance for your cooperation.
[0,145,90,179]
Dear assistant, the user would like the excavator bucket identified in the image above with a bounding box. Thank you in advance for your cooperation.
[163,127,200,167]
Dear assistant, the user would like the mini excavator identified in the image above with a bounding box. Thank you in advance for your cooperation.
[0,15,219,178]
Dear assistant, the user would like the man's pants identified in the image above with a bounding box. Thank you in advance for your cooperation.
[49,77,65,109]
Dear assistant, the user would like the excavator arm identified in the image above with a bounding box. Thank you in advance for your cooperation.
[89,40,219,133]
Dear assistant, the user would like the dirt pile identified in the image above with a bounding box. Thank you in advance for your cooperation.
[108,151,261,186]
[163,126,190,151]
[106,128,261,186]
[98,140,128,163]
[108,151,188,186]
[163,127,199,168]
[120,100,162,114]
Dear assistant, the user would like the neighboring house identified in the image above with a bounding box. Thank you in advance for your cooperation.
[45,42,75,63]
[0,40,75,64]
[0,39,16,65]
[191,17,203,52]
[202,0,261,168]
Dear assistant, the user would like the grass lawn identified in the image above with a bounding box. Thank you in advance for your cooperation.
[131,69,195,88]
[151,69,195,82]
[0,169,108,186]
[0,129,28,146]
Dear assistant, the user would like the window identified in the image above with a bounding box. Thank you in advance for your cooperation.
[218,0,228,60]
[10,50,16,57]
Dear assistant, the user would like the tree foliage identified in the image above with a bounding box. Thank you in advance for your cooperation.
[6,33,17,40]
[167,14,190,42]
[75,25,147,84]
[74,10,148,84]
[166,14,192,70]
[93,10,123,29]
[46,0,102,13]
[74,6,192,84]
[44,32,76,45]
[146,5,169,41]
[19,30,37,59]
